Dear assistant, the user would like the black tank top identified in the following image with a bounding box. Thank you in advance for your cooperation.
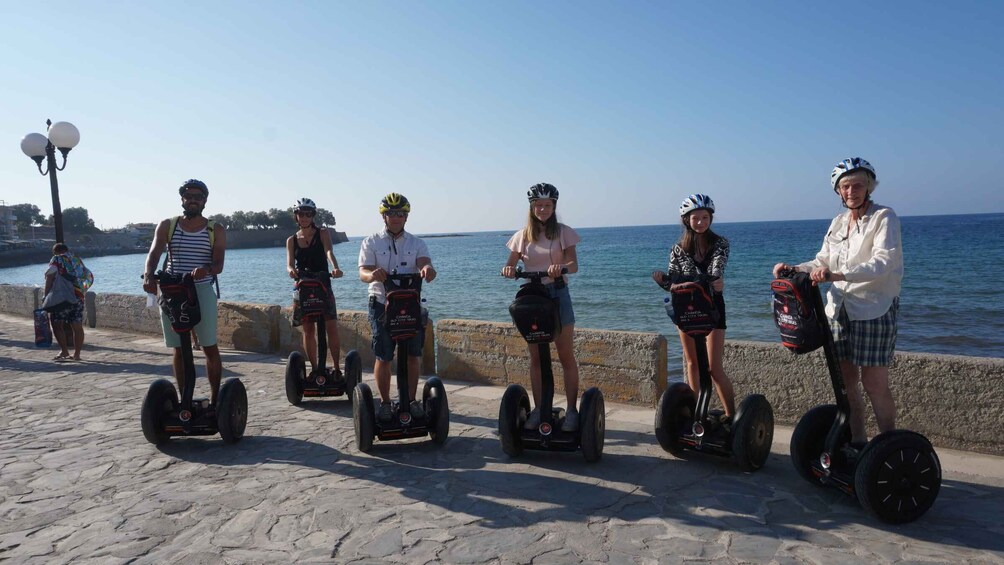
[294,228,327,272]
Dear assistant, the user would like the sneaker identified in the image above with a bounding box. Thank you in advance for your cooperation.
[524,408,541,430]
[561,407,579,432]
[409,400,426,420]
[332,367,343,380]
[378,401,394,422]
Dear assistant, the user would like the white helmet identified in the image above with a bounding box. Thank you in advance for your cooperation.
[679,194,715,217]
[295,197,316,211]
[830,158,877,192]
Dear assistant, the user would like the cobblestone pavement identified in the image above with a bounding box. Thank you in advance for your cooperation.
[1,313,1003,564]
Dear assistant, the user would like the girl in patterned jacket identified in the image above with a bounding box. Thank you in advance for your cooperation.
[652,194,736,424]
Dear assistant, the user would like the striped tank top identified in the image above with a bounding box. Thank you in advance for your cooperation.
[166,223,213,284]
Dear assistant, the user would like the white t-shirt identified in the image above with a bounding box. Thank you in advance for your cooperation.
[506,223,580,285]
[358,229,431,303]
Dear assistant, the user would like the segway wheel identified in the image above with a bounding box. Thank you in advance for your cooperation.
[579,387,605,463]
[854,430,942,524]
[731,394,774,471]
[789,404,847,484]
[353,383,376,452]
[654,382,695,457]
[498,384,529,457]
[423,377,450,445]
[217,378,248,444]
[141,379,178,445]
[344,350,361,398]
[285,351,306,405]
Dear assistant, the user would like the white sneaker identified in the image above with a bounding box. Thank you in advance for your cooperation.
[561,407,579,432]
[524,408,540,430]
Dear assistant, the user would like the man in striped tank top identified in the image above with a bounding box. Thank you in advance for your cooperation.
[142,179,228,408]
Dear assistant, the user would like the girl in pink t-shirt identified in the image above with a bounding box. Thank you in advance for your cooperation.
[501,183,582,432]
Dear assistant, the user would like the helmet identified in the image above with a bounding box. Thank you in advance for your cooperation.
[295,197,316,211]
[379,192,411,214]
[830,157,877,192]
[527,183,559,202]
[178,179,208,196]
[679,194,715,217]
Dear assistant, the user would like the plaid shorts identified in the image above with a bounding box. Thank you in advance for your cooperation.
[830,298,899,366]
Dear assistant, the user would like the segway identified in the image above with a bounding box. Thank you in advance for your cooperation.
[285,269,361,405]
[498,268,605,462]
[352,272,449,451]
[141,271,247,445]
[773,268,941,523]
[653,275,774,471]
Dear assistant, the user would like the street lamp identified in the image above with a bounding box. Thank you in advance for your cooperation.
[20,119,81,244]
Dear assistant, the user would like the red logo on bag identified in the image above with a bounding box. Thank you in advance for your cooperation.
[400,309,406,315]
[784,305,789,314]
[531,324,538,331]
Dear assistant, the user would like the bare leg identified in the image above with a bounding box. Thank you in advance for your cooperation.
[203,345,223,405]
[70,322,84,360]
[408,355,421,402]
[326,318,341,370]
[706,329,735,416]
[528,344,542,408]
[51,319,69,358]
[554,324,579,411]
[861,366,896,433]
[302,323,318,370]
[841,361,868,443]
[374,358,392,402]
[677,330,700,401]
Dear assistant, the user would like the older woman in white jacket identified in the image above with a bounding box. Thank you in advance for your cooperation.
[773,158,903,446]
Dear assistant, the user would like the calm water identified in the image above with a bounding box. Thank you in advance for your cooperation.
[3,214,1002,368]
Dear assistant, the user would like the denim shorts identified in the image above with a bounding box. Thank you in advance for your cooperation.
[368,300,425,362]
[546,283,576,327]
[162,283,218,348]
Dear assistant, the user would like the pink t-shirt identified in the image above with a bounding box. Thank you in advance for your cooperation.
[506,223,580,284]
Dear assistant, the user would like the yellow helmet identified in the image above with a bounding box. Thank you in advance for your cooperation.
[379,192,411,214]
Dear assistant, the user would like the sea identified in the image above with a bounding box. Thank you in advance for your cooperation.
[3,213,1002,373]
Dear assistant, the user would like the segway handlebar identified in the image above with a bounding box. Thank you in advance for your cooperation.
[294,268,331,281]
[775,266,799,278]
[503,267,568,281]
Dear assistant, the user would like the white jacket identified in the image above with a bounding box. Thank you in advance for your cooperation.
[798,203,903,321]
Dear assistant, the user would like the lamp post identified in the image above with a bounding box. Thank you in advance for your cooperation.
[20,119,81,244]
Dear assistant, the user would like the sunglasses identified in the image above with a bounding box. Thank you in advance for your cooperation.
[182,192,207,201]
[294,210,315,217]
[384,211,408,218]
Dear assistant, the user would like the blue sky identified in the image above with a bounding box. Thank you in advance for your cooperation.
[2,1,1002,236]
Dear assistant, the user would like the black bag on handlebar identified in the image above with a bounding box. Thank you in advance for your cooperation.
[295,272,333,319]
[771,271,824,354]
[669,278,719,336]
[384,277,424,340]
[157,271,201,332]
[509,283,560,344]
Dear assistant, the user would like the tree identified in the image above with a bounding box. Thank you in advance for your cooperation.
[8,203,45,231]
[53,207,100,234]
[315,208,336,227]
[208,213,230,229]
[229,211,250,231]
[268,208,297,231]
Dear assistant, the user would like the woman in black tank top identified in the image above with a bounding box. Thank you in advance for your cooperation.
[285,200,345,375]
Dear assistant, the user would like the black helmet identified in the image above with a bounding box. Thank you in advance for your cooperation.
[527,183,559,202]
[379,192,411,214]
[179,179,209,196]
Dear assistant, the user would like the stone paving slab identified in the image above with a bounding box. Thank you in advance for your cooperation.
[1,313,1003,564]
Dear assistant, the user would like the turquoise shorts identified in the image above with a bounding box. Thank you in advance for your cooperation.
[161,283,218,348]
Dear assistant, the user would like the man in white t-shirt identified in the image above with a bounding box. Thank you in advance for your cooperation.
[358,193,437,423]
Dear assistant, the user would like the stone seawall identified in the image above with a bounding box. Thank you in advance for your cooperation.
[2,283,1001,455]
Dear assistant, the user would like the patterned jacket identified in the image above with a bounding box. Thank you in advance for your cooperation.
[667,235,730,280]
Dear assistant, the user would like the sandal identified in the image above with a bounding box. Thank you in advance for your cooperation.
[53,354,70,360]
